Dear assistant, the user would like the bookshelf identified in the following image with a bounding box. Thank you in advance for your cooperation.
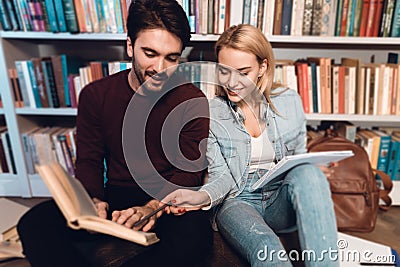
[0,30,399,197]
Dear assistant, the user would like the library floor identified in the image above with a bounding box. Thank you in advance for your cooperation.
[1,198,399,267]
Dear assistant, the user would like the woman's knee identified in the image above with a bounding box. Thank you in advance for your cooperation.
[285,164,330,192]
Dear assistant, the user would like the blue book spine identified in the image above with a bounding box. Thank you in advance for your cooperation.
[53,0,67,31]
[113,0,123,33]
[26,60,42,108]
[0,0,12,30]
[41,60,54,108]
[347,0,357,35]
[5,0,20,30]
[60,54,70,107]
[392,139,400,180]
[390,0,400,36]
[17,0,32,31]
[12,0,25,30]
[281,0,293,35]
[44,0,58,32]
[309,62,318,113]
[387,138,399,178]
[376,134,392,172]
[188,0,195,32]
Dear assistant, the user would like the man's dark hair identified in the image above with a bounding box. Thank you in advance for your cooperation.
[127,0,191,50]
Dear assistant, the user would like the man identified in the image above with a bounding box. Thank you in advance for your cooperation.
[17,1,212,266]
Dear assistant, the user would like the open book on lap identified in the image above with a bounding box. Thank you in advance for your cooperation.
[250,151,354,191]
[36,162,159,246]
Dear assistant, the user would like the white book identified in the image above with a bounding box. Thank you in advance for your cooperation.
[218,0,226,34]
[229,0,244,25]
[290,0,305,35]
[380,65,391,115]
[250,150,354,191]
[348,66,356,115]
[249,0,259,27]
[338,232,398,266]
[363,67,371,115]
[263,0,275,35]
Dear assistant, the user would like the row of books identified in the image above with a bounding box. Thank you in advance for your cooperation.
[1,0,399,37]
[22,126,76,176]
[279,57,400,115]
[178,0,400,37]
[307,123,400,181]
[0,0,130,33]
[8,54,400,116]
[9,55,131,109]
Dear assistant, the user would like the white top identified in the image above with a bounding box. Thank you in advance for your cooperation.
[248,129,275,173]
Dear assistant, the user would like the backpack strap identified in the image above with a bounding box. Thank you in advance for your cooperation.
[373,169,393,211]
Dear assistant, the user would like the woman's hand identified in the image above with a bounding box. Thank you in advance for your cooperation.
[92,197,109,219]
[161,189,211,215]
[318,162,339,178]
[111,200,163,232]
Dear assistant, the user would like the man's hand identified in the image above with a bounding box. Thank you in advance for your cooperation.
[93,197,109,219]
[111,199,163,232]
[161,189,211,215]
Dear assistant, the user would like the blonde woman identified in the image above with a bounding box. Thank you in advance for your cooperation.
[163,24,338,267]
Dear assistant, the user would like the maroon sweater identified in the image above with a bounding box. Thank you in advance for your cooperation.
[75,70,209,199]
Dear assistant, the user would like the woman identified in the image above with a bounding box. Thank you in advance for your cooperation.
[163,24,338,267]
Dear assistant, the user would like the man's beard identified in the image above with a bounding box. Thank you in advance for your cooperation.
[132,60,169,97]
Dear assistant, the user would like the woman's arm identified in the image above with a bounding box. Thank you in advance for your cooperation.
[162,129,237,210]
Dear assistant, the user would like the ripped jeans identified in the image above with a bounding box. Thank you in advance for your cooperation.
[215,164,339,267]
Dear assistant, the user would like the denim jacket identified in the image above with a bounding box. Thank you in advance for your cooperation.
[200,87,307,211]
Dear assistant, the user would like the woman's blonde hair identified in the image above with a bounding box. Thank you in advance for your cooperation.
[215,24,283,111]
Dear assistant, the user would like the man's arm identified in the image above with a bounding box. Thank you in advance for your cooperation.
[75,84,106,200]
[168,94,210,187]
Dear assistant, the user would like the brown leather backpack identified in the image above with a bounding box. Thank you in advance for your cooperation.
[307,130,392,232]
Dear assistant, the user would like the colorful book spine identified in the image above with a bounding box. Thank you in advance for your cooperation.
[43,0,58,32]
[53,0,67,31]
[26,60,42,108]
[62,0,79,32]
[386,136,399,179]
[5,0,20,30]
[389,0,400,36]
[280,0,293,34]
[0,0,13,30]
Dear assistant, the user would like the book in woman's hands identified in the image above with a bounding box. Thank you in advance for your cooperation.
[35,162,159,246]
[250,150,354,191]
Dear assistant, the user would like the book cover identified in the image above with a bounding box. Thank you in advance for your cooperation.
[50,55,68,107]
[36,162,159,246]
[273,0,283,34]
[373,129,392,173]
[280,0,293,34]
[358,0,371,36]
[0,198,29,241]
[8,68,24,107]
[290,0,305,35]
[31,57,50,108]
[62,0,79,33]
[16,0,32,31]
[43,0,59,32]
[41,57,60,108]
[390,0,400,36]
[251,150,354,190]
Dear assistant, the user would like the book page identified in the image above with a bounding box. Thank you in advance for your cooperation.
[36,163,159,246]
[0,199,29,241]
[250,151,354,191]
